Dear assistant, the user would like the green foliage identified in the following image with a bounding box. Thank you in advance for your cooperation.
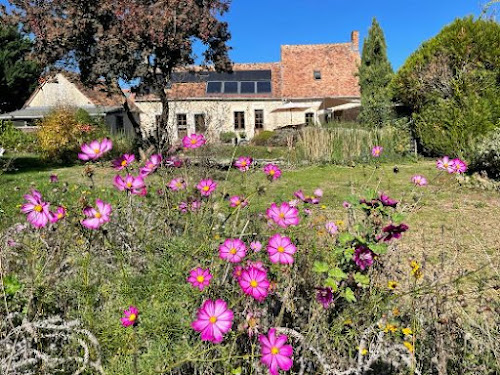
[470,126,500,180]
[36,107,109,161]
[358,18,394,127]
[219,131,236,144]
[251,130,275,146]
[0,25,41,113]
[392,17,500,157]
[0,121,38,153]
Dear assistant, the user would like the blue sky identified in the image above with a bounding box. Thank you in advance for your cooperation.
[221,0,487,69]
[1,0,489,70]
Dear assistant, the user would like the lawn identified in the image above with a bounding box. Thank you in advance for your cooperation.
[2,153,499,272]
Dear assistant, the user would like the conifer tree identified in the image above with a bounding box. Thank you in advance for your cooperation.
[358,18,394,127]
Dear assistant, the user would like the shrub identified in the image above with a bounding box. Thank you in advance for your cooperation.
[392,17,500,157]
[251,130,275,146]
[219,131,236,144]
[36,107,109,161]
[0,121,38,153]
[470,126,500,180]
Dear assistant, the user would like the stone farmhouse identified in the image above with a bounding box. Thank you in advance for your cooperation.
[0,72,138,134]
[0,32,361,142]
[134,31,361,142]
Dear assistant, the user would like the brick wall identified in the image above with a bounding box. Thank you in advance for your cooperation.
[280,42,360,99]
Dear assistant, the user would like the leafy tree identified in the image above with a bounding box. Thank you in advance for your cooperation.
[392,17,500,158]
[0,25,40,113]
[357,18,394,127]
[2,0,232,150]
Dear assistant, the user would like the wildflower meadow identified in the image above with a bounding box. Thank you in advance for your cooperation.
[0,136,499,375]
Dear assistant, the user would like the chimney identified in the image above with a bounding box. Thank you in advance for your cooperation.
[351,30,359,51]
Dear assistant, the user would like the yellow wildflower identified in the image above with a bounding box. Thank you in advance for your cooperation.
[321,205,327,210]
[343,318,353,326]
[403,341,414,353]
[384,324,398,333]
[410,261,423,280]
[392,308,400,316]
[387,281,398,290]
[402,327,413,336]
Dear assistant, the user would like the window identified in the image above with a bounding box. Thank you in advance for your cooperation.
[314,71,322,80]
[234,111,245,130]
[240,81,256,94]
[256,81,272,93]
[224,81,238,94]
[255,110,264,130]
[115,115,124,132]
[194,114,206,133]
[177,114,188,138]
[207,81,222,93]
[305,112,314,125]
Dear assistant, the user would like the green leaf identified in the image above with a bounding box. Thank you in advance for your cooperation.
[328,267,347,280]
[369,243,388,255]
[354,272,370,287]
[392,213,406,225]
[344,247,355,261]
[324,278,339,291]
[343,287,357,303]
[338,232,355,245]
[231,368,242,375]
[4,275,22,296]
[313,261,329,273]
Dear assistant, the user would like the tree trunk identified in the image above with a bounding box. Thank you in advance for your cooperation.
[156,87,171,152]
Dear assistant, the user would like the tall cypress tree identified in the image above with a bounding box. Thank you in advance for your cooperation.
[358,18,394,127]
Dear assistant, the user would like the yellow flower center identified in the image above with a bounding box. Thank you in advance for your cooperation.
[235,200,241,206]
[128,313,136,322]
[203,186,210,191]
[209,316,217,324]
[277,246,285,253]
[271,347,280,355]
[230,248,237,255]
[190,138,197,144]
[34,205,43,212]
[176,182,183,188]
[279,213,285,218]
[250,280,258,288]
[269,169,275,176]
[121,160,127,166]
[57,213,63,219]
[93,148,100,154]
[95,212,102,219]
[196,275,205,283]
[126,182,132,188]
[241,161,247,166]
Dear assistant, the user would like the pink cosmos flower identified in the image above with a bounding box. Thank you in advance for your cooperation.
[381,223,409,242]
[49,174,58,183]
[343,201,351,209]
[229,195,248,208]
[183,133,206,149]
[267,233,297,264]
[219,238,247,263]
[294,189,321,204]
[190,200,202,212]
[379,193,398,208]
[259,328,293,375]
[436,156,454,173]
[140,154,162,176]
[112,154,135,170]
[197,179,217,197]
[263,163,282,180]
[250,241,262,252]
[316,287,334,309]
[168,178,187,191]
[452,158,467,174]
[239,265,270,301]
[191,299,234,343]
[411,175,428,186]
[233,265,244,280]
[314,188,323,197]
[325,221,338,235]
[371,146,383,158]
[78,138,112,161]
[21,189,51,228]
[353,246,374,270]
[121,306,139,327]
[187,267,212,291]
[165,156,184,168]
[234,156,253,172]
[49,206,66,223]
[114,174,147,195]
[81,199,112,230]
[266,202,300,228]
